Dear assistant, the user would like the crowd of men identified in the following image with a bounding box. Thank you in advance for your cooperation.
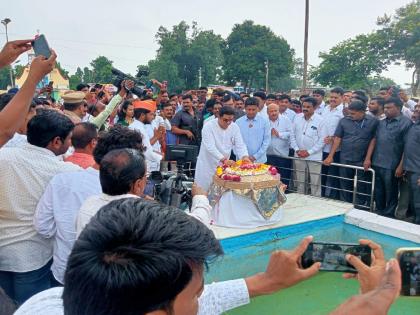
[0,39,415,314]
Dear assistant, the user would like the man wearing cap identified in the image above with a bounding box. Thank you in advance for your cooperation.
[129,99,163,174]
[62,91,87,124]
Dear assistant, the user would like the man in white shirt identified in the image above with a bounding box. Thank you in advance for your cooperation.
[277,94,297,122]
[15,199,401,315]
[266,103,293,190]
[312,89,326,115]
[290,97,328,197]
[34,125,145,286]
[0,111,80,304]
[195,106,250,192]
[253,91,268,118]
[129,99,163,174]
[320,87,345,199]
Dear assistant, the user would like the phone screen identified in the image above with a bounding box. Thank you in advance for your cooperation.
[33,34,51,59]
[302,242,371,273]
[399,250,420,296]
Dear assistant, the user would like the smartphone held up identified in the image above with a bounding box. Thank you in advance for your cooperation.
[32,34,52,59]
[302,242,371,273]
[397,248,420,296]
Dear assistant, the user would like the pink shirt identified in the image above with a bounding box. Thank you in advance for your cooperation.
[64,152,95,169]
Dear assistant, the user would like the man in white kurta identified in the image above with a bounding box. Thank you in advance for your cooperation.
[195,107,249,192]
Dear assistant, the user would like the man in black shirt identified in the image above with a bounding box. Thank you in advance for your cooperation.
[324,101,378,207]
[403,115,420,224]
[171,94,201,146]
[366,97,412,218]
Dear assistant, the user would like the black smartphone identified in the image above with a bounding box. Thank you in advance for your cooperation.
[397,248,420,296]
[302,242,371,273]
[32,34,51,59]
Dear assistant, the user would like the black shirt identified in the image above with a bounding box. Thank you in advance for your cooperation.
[171,109,201,145]
[334,115,378,163]
[403,120,420,173]
[372,115,412,170]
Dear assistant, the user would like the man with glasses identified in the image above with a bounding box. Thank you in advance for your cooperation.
[195,106,250,192]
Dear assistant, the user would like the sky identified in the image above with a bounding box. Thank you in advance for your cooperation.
[0,0,415,87]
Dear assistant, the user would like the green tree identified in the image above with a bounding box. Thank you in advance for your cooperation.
[376,1,420,95]
[223,20,294,91]
[69,67,84,90]
[0,66,11,90]
[83,67,94,84]
[56,62,69,79]
[90,56,114,83]
[310,32,390,89]
[365,76,396,95]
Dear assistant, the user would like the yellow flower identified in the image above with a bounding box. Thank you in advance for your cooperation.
[216,167,223,176]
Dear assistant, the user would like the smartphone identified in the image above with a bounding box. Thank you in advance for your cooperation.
[32,34,51,59]
[302,242,371,273]
[397,248,420,296]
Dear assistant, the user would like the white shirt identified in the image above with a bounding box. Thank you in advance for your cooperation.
[315,101,326,115]
[195,118,248,191]
[259,104,268,119]
[321,104,344,153]
[129,119,162,173]
[0,144,80,272]
[15,279,249,315]
[34,168,101,283]
[402,106,413,120]
[284,108,297,122]
[77,193,213,237]
[267,115,292,157]
[3,132,27,148]
[290,113,328,161]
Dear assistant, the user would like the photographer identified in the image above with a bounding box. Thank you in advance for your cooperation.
[0,40,56,148]
[171,94,201,146]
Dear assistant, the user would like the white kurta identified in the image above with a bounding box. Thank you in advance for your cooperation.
[195,119,248,191]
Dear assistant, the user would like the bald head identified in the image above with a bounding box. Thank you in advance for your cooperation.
[71,122,98,150]
[267,103,280,121]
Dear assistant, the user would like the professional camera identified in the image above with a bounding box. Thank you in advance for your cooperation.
[111,67,147,98]
[152,145,198,210]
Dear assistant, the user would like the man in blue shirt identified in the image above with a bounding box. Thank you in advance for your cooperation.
[236,97,271,163]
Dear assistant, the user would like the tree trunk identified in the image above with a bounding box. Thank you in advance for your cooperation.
[411,66,419,97]
[302,0,309,93]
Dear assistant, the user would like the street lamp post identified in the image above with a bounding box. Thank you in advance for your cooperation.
[1,18,15,88]
[264,60,269,92]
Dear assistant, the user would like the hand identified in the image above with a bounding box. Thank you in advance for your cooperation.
[27,50,57,84]
[271,128,280,137]
[241,156,252,164]
[324,136,333,145]
[249,156,256,162]
[120,80,135,97]
[184,130,195,140]
[297,150,309,158]
[343,239,387,294]
[363,159,371,171]
[330,259,401,315]
[192,183,207,197]
[0,39,32,68]
[245,236,320,297]
[323,156,333,166]
[395,165,404,178]
[224,160,236,167]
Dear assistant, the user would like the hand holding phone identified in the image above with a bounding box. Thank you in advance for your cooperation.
[32,34,52,59]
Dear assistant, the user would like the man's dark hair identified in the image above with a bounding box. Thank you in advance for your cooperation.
[352,94,368,105]
[133,108,150,120]
[64,101,85,112]
[63,198,223,314]
[245,97,259,107]
[353,90,367,98]
[205,99,216,110]
[370,97,385,108]
[162,101,173,109]
[291,99,301,106]
[330,87,344,96]
[267,93,276,100]
[182,94,193,101]
[100,149,146,195]
[312,89,325,97]
[385,97,403,109]
[169,93,177,99]
[0,93,14,111]
[348,100,367,112]
[302,97,317,107]
[299,94,310,100]
[219,106,236,117]
[198,86,208,91]
[222,94,234,103]
[379,86,391,92]
[277,94,291,102]
[93,125,144,164]
[27,110,74,148]
[253,91,266,100]
[71,122,98,149]
[214,89,225,97]
[76,83,89,91]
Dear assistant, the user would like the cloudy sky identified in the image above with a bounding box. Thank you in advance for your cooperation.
[0,0,414,86]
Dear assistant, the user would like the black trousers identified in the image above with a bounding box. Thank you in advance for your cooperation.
[267,155,292,192]
[339,160,372,209]
[407,171,420,224]
[373,166,399,218]
[321,151,341,199]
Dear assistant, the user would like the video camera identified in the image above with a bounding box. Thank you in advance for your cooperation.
[151,145,198,210]
[111,67,149,98]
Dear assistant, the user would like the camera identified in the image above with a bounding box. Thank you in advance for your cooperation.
[111,67,147,98]
[152,145,198,210]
